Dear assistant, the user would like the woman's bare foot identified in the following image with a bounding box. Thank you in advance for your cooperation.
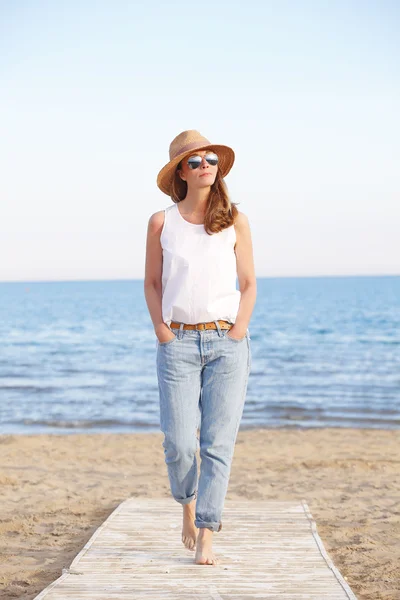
[195,527,220,565]
[182,500,198,551]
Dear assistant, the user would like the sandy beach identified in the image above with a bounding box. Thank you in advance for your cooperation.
[0,427,399,600]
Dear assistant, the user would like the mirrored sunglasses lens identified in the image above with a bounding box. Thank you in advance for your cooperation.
[205,153,218,166]
[187,155,202,169]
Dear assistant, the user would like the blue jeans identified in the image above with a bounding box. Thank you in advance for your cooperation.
[156,320,252,532]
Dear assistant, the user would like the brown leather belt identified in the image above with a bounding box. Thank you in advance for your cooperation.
[170,320,233,331]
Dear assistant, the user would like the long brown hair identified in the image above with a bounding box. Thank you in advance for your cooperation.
[170,162,239,235]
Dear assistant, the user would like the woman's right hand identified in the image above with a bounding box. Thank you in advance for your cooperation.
[155,323,177,344]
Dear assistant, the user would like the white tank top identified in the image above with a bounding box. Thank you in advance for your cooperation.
[160,203,241,327]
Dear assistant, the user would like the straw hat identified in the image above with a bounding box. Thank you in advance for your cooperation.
[157,130,235,196]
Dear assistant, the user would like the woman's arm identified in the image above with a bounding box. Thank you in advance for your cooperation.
[144,211,174,342]
[230,211,257,338]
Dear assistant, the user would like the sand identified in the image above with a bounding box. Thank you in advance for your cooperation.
[0,427,399,600]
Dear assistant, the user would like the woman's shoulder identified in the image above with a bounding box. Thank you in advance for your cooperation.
[148,209,164,226]
[148,209,167,236]
[233,209,250,230]
[148,205,177,237]
[149,204,173,222]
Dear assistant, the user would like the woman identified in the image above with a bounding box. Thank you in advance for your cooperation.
[144,130,256,566]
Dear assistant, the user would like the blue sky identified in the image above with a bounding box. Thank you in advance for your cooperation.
[1,0,399,281]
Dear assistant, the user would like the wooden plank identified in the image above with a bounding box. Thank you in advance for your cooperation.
[33,498,357,599]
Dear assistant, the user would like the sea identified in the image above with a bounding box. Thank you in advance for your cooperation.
[0,276,399,434]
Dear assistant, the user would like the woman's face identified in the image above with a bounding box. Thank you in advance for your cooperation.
[177,149,218,189]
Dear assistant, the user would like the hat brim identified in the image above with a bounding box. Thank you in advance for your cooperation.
[157,144,235,196]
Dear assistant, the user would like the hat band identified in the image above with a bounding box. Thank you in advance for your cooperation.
[171,140,211,160]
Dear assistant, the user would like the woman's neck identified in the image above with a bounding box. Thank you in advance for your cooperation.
[180,188,210,214]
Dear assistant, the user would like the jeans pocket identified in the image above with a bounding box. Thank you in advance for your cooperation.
[224,330,248,343]
[158,333,178,346]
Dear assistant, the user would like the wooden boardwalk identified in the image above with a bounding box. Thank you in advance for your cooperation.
[33,498,357,599]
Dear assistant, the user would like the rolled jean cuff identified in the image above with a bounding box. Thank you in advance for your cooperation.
[194,519,222,532]
[174,491,197,505]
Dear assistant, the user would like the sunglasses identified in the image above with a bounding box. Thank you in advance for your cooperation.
[186,152,219,170]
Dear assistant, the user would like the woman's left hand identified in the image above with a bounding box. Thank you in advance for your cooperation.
[226,326,247,340]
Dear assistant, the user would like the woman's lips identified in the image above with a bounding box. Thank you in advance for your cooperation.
[200,173,212,177]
